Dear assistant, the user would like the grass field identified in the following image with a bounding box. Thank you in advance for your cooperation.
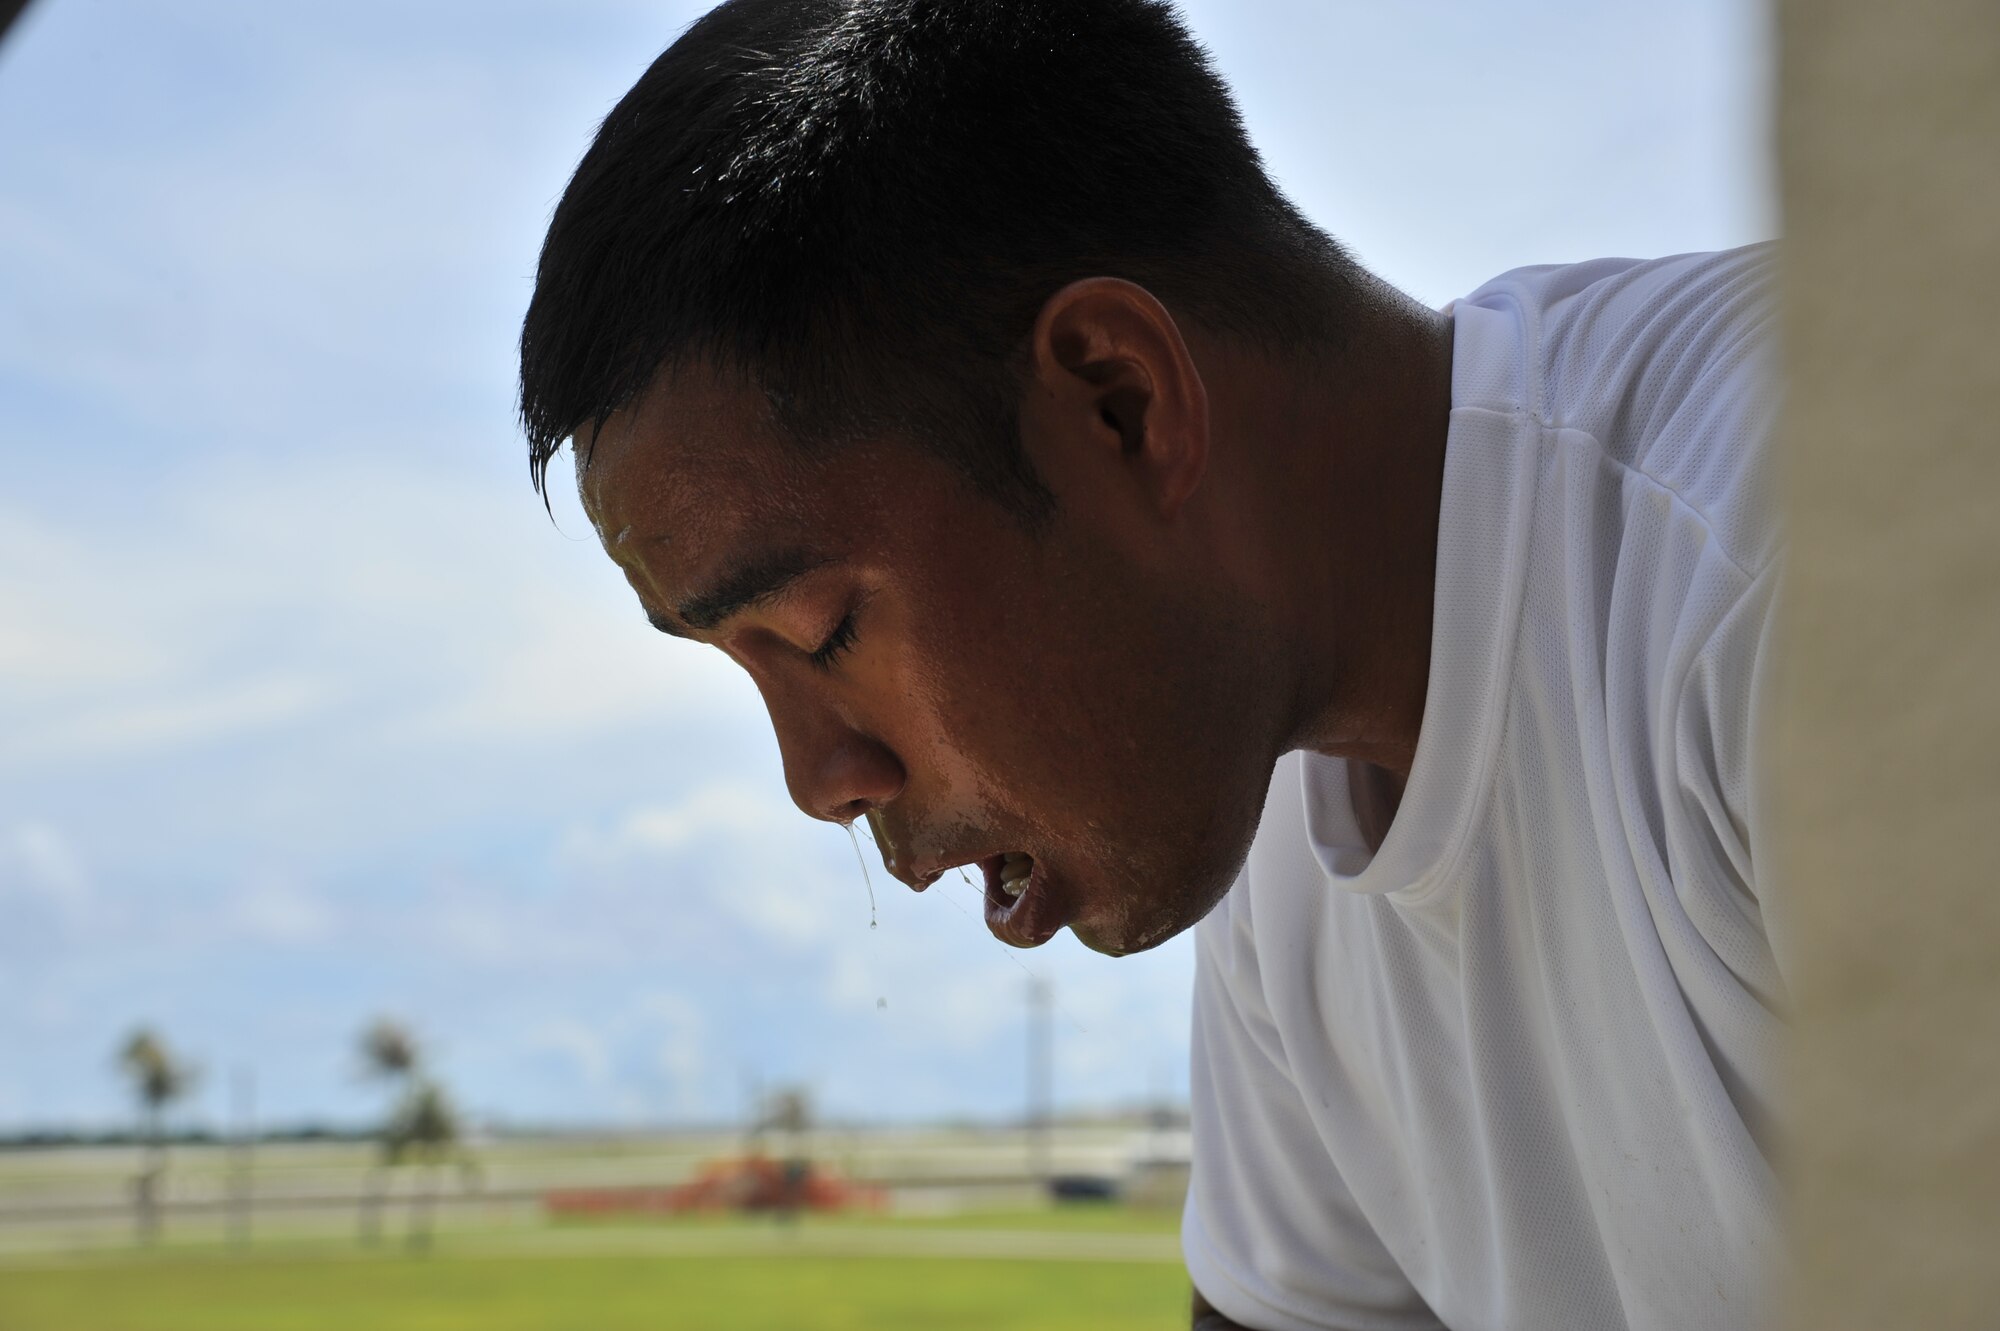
[0,1132,1192,1328]
[0,1210,1190,1331]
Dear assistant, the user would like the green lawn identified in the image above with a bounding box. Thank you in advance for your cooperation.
[0,1208,1188,1331]
[0,1249,1189,1331]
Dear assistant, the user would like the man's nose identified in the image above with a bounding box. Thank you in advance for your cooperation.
[773,707,906,825]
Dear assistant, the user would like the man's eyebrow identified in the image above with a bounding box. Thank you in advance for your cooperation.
[654,546,835,636]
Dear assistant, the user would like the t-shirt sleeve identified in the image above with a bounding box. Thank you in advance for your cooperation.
[1183,909,1447,1331]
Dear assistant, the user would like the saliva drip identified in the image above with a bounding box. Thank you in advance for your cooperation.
[947,867,1086,1035]
[844,821,879,929]
[853,835,1085,1034]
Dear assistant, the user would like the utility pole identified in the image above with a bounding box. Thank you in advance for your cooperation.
[228,1067,255,1249]
[1027,978,1052,1185]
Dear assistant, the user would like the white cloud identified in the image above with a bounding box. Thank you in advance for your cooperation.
[11,676,331,765]
[0,451,764,782]
[604,785,778,854]
[642,993,711,1119]
[228,874,337,947]
[526,1018,613,1090]
[0,518,188,697]
[0,822,92,912]
[559,784,863,950]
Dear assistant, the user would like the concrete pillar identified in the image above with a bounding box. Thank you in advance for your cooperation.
[1775,2,2000,1326]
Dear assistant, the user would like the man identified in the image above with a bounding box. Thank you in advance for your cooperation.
[518,2,1783,1327]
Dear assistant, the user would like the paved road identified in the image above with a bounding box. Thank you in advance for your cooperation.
[461,1225,1184,1264]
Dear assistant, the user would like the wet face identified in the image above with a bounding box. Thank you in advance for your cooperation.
[580,311,1285,955]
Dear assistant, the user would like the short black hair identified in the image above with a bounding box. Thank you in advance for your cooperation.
[520,0,1363,516]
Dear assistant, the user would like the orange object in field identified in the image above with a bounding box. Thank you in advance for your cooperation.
[544,1154,888,1217]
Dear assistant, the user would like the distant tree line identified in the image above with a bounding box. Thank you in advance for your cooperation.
[0,1124,380,1151]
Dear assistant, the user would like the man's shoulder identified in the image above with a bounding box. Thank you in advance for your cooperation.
[1461,244,1778,432]
[1462,243,1776,353]
[1465,243,1783,580]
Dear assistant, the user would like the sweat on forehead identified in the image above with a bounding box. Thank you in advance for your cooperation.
[576,367,825,545]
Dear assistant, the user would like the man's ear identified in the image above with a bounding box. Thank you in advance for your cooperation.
[1027,277,1210,519]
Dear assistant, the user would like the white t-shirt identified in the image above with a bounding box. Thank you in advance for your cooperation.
[1184,246,1784,1331]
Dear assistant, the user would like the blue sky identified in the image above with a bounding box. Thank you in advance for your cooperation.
[0,0,1774,1132]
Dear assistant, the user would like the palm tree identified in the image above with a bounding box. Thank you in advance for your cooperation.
[385,1078,463,1252]
[356,1017,419,1246]
[117,1028,195,1245]
[361,1017,419,1081]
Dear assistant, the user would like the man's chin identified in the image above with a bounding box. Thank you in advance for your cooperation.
[1068,908,1196,958]
[1058,838,1250,957]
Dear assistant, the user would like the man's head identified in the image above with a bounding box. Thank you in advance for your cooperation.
[521,0,1375,954]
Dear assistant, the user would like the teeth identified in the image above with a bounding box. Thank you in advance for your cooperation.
[999,852,1033,898]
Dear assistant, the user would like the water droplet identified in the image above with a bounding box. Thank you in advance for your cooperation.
[876,997,887,1010]
[843,821,879,930]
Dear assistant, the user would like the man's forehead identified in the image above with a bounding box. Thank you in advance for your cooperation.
[587,449,794,586]
[595,487,834,640]
[578,369,808,551]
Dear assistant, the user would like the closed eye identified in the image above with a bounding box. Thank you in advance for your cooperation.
[807,610,859,670]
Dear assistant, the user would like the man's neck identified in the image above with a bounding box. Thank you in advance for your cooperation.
[1260,285,1455,783]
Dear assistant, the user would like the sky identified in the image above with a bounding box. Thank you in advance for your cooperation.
[0,0,1776,1133]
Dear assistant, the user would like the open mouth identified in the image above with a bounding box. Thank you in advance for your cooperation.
[977,851,1059,948]
[983,851,1033,901]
